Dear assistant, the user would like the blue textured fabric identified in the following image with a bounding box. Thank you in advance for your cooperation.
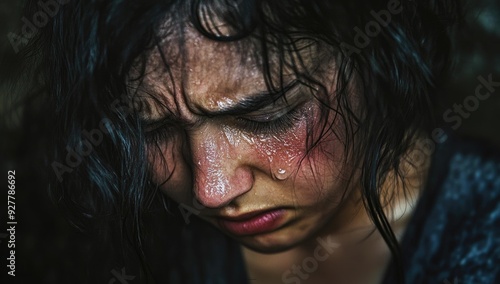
[172,136,500,283]
[384,136,500,283]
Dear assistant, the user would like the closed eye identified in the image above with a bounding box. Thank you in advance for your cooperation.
[235,102,305,135]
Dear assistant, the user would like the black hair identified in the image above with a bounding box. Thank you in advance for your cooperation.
[17,0,461,282]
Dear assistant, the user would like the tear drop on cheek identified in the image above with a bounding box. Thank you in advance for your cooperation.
[273,168,290,181]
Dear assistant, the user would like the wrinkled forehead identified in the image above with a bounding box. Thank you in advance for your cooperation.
[131,20,328,122]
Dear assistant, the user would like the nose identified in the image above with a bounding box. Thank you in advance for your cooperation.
[190,127,254,208]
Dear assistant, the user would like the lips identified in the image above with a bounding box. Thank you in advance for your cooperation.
[217,209,286,236]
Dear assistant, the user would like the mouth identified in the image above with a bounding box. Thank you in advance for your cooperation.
[217,208,286,236]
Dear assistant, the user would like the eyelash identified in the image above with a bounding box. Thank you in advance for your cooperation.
[144,123,176,144]
[144,104,306,142]
[236,104,304,135]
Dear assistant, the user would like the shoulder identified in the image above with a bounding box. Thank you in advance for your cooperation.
[392,134,500,284]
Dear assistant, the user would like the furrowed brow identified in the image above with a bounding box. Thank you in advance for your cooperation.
[140,80,301,126]
[200,80,300,117]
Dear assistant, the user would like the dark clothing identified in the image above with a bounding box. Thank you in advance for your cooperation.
[384,135,500,283]
[176,135,500,283]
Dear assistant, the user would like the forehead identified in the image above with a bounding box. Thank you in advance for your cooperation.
[177,28,268,112]
[133,22,324,121]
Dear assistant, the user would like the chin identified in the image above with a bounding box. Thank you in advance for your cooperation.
[235,229,307,254]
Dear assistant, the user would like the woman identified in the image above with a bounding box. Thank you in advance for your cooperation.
[12,0,499,283]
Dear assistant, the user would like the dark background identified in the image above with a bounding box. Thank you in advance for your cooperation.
[0,0,499,283]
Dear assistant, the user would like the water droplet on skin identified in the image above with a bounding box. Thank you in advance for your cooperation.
[241,133,255,145]
[274,168,290,180]
[217,98,235,109]
[199,136,232,199]
[259,136,269,142]
[222,126,242,147]
[271,135,282,142]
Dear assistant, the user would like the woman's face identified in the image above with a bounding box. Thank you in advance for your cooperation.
[142,27,355,253]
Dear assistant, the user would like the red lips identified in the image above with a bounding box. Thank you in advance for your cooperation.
[217,209,286,236]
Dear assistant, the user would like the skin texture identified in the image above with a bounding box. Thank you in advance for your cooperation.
[140,24,427,283]
[142,24,355,251]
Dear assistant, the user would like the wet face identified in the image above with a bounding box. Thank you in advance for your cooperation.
[140,25,356,253]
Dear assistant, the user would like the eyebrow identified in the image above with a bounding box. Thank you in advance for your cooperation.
[140,80,301,126]
[199,80,300,117]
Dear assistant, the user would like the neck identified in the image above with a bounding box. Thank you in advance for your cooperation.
[243,140,432,284]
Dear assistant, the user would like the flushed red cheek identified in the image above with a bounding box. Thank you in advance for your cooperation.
[252,106,332,183]
[219,116,309,182]
[255,128,307,180]
[148,104,337,205]
[238,108,342,205]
